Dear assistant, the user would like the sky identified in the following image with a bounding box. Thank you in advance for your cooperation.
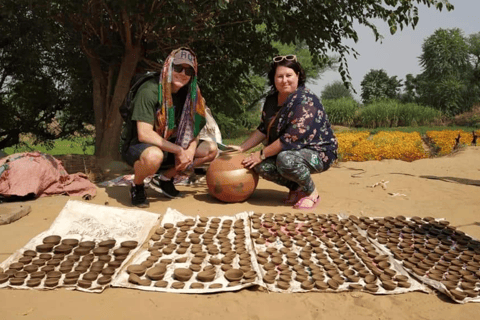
[309,0,480,101]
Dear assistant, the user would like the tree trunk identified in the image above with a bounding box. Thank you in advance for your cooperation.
[89,45,143,160]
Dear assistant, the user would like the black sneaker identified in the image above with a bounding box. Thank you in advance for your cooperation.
[130,185,149,208]
[149,176,180,198]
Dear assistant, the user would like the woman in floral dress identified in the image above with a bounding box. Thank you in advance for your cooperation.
[232,55,338,209]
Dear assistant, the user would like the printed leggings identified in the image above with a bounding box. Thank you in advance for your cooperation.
[253,149,325,195]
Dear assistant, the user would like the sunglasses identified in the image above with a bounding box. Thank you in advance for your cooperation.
[173,64,195,76]
[273,55,297,63]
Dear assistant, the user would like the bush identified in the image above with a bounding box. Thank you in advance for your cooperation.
[321,81,353,100]
[359,99,442,128]
[323,97,359,127]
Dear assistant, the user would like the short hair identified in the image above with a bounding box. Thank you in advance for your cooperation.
[267,59,307,91]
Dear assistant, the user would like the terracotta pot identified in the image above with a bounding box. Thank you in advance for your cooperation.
[206,151,259,203]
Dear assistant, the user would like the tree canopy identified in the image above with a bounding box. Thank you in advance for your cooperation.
[360,69,402,104]
[321,81,354,101]
[0,2,92,150]
[405,28,480,115]
[1,0,454,158]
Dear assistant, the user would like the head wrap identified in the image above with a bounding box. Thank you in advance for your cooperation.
[155,48,206,149]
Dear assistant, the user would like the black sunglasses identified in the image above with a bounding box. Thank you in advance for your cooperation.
[273,55,297,63]
[173,64,195,76]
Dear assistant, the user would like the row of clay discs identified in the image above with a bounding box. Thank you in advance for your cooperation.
[350,217,480,301]
[251,212,343,225]
[127,258,257,289]
[0,235,138,289]
[151,217,245,239]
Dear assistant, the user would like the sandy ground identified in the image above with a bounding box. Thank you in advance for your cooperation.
[1,147,480,320]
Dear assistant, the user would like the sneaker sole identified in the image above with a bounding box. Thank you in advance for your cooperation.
[148,181,178,199]
[133,203,150,208]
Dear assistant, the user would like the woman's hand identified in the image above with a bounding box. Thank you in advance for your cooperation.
[242,151,263,169]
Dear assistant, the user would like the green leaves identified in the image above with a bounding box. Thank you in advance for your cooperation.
[416,28,479,115]
[321,81,354,101]
[360,69,402,105]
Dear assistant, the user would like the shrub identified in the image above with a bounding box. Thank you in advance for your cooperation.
[358,99,442,128]
[321,80,353,100]
[323,97,359,127]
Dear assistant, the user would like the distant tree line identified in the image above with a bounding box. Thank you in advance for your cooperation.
[322,28,480,118]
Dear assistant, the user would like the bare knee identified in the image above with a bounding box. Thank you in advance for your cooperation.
[197,140,218,161]
[136,147,163,174]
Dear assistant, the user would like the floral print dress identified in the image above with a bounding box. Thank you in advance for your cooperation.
[255,85,338,193]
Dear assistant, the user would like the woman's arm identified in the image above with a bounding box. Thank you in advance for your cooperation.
[239,130,266,152]
[227,129,266,153]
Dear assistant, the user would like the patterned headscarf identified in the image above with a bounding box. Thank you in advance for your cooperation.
[155,48,207,149]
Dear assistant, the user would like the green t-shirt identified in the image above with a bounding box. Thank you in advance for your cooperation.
[122,78,187,148]
[131,78,159,125]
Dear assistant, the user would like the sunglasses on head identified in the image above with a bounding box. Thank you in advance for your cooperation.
[173,64,195,76]
[273,55,297,63]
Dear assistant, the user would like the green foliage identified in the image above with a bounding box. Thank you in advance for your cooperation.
[360,69,402,104]
[322,97,359,126]
[321,81,353,101]
[0,0,93,150]
[4,137,95,156]
[358,99,442,128]
[2,0,455,157]
[413,28,480,115]
[469,32,480,70]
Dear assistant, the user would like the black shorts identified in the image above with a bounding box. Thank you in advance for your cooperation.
[122,142,175,169]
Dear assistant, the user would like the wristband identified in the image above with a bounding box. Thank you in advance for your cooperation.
[260,149,266,161]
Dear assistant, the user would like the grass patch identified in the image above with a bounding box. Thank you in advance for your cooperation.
[4,137,95,155]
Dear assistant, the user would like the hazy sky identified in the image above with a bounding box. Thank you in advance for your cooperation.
[310,0,480,100]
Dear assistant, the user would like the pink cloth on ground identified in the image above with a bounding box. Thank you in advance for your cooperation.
[0,152,96,199]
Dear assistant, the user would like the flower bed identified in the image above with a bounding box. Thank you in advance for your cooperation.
[426,130,480,155]
[337,131,427,162]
